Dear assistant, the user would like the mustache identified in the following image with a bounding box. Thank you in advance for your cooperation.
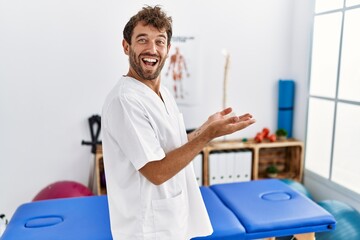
[140,53,160,58]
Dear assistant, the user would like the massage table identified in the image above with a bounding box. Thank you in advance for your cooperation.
[1,179,335,240]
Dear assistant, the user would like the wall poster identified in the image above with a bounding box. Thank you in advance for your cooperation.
[162,35,198,106]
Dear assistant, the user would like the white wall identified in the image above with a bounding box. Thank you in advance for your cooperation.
[0,0,313,218]
[290,0,315,141]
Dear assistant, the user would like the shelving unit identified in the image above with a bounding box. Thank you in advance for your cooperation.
[94,139,304,194]
[202,138,304,186]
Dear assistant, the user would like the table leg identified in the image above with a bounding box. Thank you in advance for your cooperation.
[264,232,315,240]
[294,232,315,240]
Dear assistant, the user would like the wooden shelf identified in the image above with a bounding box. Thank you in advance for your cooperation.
[202,138,304,186]
[94,139,304,194]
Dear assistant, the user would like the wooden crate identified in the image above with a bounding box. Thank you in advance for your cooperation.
[257,145,303,180]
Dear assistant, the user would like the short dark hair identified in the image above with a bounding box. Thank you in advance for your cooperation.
[123,5,173,46]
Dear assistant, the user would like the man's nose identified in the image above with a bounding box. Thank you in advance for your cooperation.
[146,41,157,54]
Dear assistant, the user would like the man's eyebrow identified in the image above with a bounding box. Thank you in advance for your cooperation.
[158,33,167,40]
[135,33,148,39]
[135,33,167,40]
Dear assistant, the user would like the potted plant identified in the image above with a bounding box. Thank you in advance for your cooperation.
[266,164,279,178]
[276,128,288,141]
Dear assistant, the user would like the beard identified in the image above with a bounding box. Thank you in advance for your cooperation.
[128,48,167,81]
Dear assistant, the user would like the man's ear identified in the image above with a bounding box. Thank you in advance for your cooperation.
[166,43,171,57]
[122,39,130,55]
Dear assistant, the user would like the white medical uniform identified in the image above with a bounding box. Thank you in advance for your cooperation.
[101,76,213,240]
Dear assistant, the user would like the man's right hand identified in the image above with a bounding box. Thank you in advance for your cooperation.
[205,107,255,139]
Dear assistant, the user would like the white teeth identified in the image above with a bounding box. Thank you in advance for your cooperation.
[143,58,157,63]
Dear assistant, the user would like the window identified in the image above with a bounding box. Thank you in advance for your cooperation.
[315,0,343,13]
[332,103,360,193]
[305,98,334,178]
[346,0,360,7]
[338,8,360,102]
[309,12,342,98]
[306,1,360,194]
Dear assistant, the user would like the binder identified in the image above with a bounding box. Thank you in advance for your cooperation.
[218,151,227,184]
[193,154,203,186]
[241,151,252,181]
[225,151,236,183]
[234,151,253,182]
[234,151,242,182]
[209,152,219,185]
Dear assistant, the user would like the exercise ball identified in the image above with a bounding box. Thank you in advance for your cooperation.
[280,179,314,200]
[316,200,360,240]
[33,181,94,201]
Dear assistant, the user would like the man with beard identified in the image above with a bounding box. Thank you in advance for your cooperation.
[101,6,255,240]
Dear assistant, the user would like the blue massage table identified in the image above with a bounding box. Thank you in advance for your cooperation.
[1,179,336,240]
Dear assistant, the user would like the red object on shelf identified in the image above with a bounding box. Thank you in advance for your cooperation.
[268,134,277,142]
[262,128,270,138]
[255,133,264,143]
[254,128,277,143]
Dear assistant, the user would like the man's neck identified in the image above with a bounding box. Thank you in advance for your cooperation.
[126,70,161,96]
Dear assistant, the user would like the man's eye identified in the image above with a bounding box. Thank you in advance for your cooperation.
[156,40,165,45]
[138,39,146,43]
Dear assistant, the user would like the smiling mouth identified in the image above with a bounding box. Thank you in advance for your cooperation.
[142,57,158,66]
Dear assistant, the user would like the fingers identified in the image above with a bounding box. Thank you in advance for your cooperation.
[241,117,256,126]
[237,113,253,121]
[227,114,256,129]
[207,107,233,123]
[227,117,256,133]
[208,113,255,139]
[221,109,252,121]
[220,107,233,116]
[225,113,253,123]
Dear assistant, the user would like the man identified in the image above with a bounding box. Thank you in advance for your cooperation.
[102,6,255,240]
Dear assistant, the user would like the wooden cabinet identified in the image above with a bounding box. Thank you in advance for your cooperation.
[95,145,106,195]
[94,139,304,194]
[202,139,304,186]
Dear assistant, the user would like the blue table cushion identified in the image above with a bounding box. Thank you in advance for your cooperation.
[210,179,336,239]
[192,187,246,240]
[1,196,112,240]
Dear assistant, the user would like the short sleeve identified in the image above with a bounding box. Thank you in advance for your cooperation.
[103,94,165,170]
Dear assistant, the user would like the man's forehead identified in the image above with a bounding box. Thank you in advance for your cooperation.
[133,22,168,39]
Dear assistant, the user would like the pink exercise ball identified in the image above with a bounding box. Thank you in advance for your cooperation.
[33,181,94,201]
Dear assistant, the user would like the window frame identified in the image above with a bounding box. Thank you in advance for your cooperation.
[305,1,360,197]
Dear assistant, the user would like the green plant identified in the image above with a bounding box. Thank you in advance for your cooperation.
[276,128,288,137]
[266,164,279,174]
